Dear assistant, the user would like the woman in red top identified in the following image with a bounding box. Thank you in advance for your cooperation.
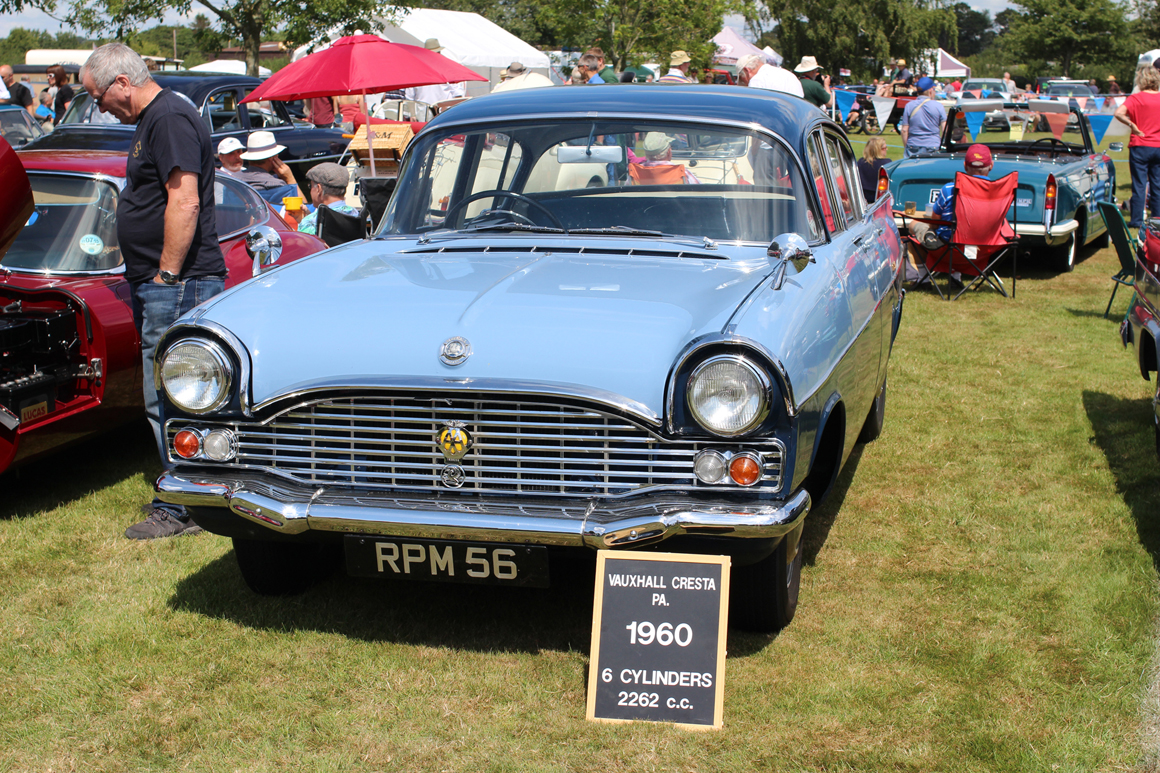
[1115,66,1160,227]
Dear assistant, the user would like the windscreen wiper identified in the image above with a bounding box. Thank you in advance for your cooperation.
[461,223,567,234]
[569,226,667,237]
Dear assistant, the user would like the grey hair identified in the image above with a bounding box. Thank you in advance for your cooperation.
[318,183,345,198]
[81,43,152,90]
[1137,63,1160,92]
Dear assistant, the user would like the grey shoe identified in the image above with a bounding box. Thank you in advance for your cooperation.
[922,232,943,250]
[125,509,203,540]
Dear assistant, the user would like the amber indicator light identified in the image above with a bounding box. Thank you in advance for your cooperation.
[729,454,761,486]
[174,429,201,459]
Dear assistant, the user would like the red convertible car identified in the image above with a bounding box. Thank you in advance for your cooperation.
[0,143,326,474]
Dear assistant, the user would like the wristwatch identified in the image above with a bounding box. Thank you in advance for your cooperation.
[158,270,180,285]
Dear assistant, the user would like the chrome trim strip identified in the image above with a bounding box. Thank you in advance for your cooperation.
[250,378,662,428]
[156,469,811,548]
[892,215,1078,237]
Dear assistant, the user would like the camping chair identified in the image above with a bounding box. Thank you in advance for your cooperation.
[1097,200,1138,319]
[360,177,397,231]
[627,163,686,185]
[903,172,1019,301]
[316,206,365,248]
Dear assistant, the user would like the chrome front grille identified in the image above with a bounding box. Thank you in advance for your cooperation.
[182,395,784,498]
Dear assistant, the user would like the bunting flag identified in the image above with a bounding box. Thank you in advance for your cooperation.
[1044,112,1069,139]
[1093,97,1105,110]
[1009,121,1024,141]
[1088,114,1113,145]
[964,111,986,138]
[969,89,981,98]
[834,89,857,123]
[981,89,993,98]
[1078,96,1089,111]
[1104,116,1130,136]
[871,96,895,131]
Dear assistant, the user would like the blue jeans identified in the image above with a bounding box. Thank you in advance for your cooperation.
[1129,145,1160,227]
[132,276,225,516]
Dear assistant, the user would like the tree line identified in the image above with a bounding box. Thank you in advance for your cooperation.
[0,0,1153,85]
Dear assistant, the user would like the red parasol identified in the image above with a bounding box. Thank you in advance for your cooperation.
[241,35,486,174]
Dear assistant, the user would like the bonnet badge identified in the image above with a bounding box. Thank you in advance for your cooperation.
[439,336,472,366]
[436,420,472,463]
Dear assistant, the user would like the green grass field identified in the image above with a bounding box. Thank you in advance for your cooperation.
[3,176,1160,770]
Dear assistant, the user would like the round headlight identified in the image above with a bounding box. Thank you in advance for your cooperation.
[686,356,769,436]
[161,340,233,413]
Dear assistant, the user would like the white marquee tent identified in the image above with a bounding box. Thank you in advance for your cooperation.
[293,9,550,96]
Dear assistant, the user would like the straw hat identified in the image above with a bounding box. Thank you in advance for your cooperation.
[794,56,822,73]
[670,50,691,66]
[424,38,444,52]
[240,131,286,161]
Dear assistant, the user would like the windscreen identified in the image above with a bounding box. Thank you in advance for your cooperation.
[2,174,122,272]
[382,119,819,244]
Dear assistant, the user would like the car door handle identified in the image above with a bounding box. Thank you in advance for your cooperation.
[853,233,867,246]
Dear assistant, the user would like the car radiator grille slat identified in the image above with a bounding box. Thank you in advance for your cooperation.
[193,396,785,498]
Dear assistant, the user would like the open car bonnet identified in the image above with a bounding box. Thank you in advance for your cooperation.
[0,138,33,260]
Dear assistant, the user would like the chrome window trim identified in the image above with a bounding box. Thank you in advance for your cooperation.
[1,170,128,277]
[214,174,272,241]
[159,336,236,414]
[685,354,772,437]
[395,111,825,246]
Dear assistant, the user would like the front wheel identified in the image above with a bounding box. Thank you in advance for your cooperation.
[233,538,339,596]
[1051,233,1077,273]
[729,529,803,632]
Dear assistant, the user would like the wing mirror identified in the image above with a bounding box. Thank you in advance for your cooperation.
[768,232,813,264]
[246,225,283,276]
[366,211,375,238]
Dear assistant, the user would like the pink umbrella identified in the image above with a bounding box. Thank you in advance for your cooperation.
[242,34,486,174]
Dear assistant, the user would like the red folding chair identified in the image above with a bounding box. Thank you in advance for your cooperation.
[907,172,1019,300]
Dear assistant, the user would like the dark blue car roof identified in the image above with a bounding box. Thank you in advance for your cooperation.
[428,84,829,140]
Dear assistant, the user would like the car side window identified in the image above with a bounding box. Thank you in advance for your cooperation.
[823,134,858,225]
[243,89,290,129]
[807,134,840,235]
[215,174,269,238]
[204,89,244,133]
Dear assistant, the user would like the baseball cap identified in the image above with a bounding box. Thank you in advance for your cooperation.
[965,143,993,169]
[915,76,935,92]
[306,162,349,189]
[217,136,244,156]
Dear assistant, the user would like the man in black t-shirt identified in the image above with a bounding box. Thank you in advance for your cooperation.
[0,65,34,116]
[80,43,227,540]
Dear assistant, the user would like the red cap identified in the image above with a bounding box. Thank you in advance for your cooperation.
[966,144,993,169]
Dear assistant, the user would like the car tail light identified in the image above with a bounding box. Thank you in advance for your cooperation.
[729,453,761,486]
[877,167,890,199]
[1045,175,1057,211]
[173,429,201,459]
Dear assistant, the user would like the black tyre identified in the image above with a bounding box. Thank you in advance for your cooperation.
[1051,232,1077,273]
[729,529,803,633]
[858,377,887,444]
[860,109,885,136]
[233,538,339,596]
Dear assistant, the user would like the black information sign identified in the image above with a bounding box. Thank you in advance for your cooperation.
[586,551,729,730]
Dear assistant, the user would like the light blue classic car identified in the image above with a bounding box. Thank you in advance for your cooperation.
[152,86,904,632]
[886,100,1115,272]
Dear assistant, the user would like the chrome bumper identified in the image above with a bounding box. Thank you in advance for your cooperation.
[156,469,811,550]
[893,215,1079,240]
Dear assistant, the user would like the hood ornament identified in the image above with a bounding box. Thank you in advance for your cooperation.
[439,336,472,366]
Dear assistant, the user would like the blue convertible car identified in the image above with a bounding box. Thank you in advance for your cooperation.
[886,99,1115,272]
[152,86,904,632]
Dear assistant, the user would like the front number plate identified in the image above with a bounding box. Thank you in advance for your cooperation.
[344,536,550,587]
